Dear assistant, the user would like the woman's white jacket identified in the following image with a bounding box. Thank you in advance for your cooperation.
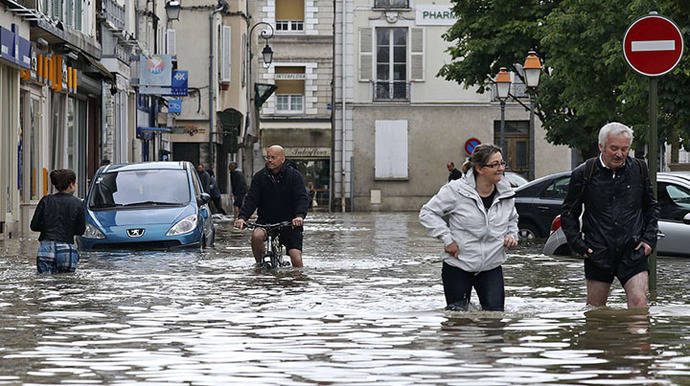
[419,171,519,273]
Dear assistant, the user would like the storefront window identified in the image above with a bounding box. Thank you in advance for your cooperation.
[292,159,330,206]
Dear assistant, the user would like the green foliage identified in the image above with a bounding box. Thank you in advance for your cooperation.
[439,0,690,158]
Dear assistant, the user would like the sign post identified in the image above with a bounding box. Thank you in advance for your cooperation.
[623,12,684,291]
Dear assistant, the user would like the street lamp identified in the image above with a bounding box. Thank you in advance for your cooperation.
[523,50,542,180]
[165,0,181,21]
[495,67,511,160]
[246,22,275,172]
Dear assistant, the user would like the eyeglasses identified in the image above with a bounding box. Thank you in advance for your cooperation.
[482,161,507,169]
[263,155,280,160]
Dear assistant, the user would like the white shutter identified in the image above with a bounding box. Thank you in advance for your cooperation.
[375,120,408,179]
[410,28,425,81]
[166,29,176,56]
[221,25,232,83]
[359,28,372,82]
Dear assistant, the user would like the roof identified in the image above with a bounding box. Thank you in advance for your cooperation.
[102,161,189,173]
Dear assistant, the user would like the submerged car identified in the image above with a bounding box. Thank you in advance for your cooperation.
[543,172,690,257]
[514,171,571,239]
[77,161,215,250]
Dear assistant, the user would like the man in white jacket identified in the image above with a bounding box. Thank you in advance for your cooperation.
[420,144,519,311]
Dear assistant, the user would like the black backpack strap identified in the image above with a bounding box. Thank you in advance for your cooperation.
[634,157,649,183]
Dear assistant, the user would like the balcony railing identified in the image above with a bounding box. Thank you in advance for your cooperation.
[373,81,410,102]
[103,0,126,30]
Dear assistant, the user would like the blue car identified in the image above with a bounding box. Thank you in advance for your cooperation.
[77,161,215,250]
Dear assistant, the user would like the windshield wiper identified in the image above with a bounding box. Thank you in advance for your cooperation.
[120,201,181,207]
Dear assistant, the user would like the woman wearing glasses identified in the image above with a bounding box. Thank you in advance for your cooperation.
[419,144,519,311]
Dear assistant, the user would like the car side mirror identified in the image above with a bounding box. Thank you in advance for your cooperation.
[684,212,690,225]
[198,192,211,206]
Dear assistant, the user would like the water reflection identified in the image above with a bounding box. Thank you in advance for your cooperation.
[0,213,688,384]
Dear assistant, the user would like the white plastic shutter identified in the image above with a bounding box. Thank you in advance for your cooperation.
[359,28,372,82]
[166,29,176,56]
[221,26,232,82]
[375,120,408,179]
[410,27,425,81]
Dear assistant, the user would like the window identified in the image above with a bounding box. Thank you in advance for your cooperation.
[275,66,305,113]
[375,120,408,179]
[276,0,304,32]
[541,177,570,200]
[374,0,409,8]
[375,28,408,101]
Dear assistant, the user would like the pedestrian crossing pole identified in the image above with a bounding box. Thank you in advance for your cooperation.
[623,12,684,291]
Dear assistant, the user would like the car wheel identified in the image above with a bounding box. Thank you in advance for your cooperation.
[518,223,541,239]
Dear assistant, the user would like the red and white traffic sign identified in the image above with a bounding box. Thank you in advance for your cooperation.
[623,14,684,77]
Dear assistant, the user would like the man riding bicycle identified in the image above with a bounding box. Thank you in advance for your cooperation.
[234,145,311,267]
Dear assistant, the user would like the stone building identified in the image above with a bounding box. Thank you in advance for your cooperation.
[333,0,572,211]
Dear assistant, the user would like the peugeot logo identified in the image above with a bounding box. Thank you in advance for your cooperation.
[127,228,145,238]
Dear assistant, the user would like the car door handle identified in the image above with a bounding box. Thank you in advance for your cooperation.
[537,206,551,210]
[657,232,666,239]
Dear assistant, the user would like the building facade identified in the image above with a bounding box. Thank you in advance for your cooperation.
[167,0,248,198]
[2,0,112,238]
[249,0,334,206]
[334,0,572,211]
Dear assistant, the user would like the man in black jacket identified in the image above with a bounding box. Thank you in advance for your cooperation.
[30,169,86,274]
[561,122,658,309]
[229,161,247,219]
[234,145,310,267]
[447,162,462,181]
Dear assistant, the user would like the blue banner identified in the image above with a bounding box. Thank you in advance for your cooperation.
[170,70,188,96]
[0,27,16,64]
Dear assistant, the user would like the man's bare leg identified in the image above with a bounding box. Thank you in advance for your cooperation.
[251,228,267,264]
[623,271,648,309]
[586,279,611,307]
[288,249,303,267]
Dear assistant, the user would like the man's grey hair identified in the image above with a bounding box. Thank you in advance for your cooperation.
[598,122,633,147]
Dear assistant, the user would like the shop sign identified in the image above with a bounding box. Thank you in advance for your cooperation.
[0,27,17,64]
[17,37,31,69]
[283,147,331,158]
[415,6,458,26]
[275,73,305,80]
[168,99,182,113]
[139,55,172,87]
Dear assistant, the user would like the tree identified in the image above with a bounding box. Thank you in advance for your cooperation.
[439,0,690,160]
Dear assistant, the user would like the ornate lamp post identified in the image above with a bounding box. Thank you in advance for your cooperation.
[165,0,181,21]
[495,67,511,160]
[246,22,275,172]
[523,50,542,180]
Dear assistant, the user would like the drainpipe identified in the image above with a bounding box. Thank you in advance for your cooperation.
[340,0,346,213]
[209,1,226,170]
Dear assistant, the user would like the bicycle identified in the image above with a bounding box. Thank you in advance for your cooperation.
[241,221,294,270]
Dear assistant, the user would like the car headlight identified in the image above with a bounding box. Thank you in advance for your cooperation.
[166,214,198,236]
[83,222,105,239]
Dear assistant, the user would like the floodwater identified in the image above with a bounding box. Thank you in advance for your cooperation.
[0,212,688,385]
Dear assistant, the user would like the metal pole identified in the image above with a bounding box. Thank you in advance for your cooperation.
[209,3,225,170]
[499,99,506,159]
[529,91,536,180]
[648,77,658,291]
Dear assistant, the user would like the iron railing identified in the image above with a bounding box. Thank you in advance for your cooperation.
[373,81,410,102]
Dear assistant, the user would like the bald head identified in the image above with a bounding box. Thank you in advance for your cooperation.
[265,145,286,173]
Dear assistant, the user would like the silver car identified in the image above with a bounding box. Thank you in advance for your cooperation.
[544,172,690,257]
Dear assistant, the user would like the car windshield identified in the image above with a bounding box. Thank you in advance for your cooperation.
[89,169,190,209]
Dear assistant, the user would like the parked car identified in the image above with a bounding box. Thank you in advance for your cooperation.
[77,161,215,250]
[514,171,571,239]
[543,172,690,257]
[504,171,530,188]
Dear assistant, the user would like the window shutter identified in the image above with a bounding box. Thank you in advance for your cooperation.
[410,27,424,81]
[221,26,231,82]
[375,120,408,179]
[359,28,372,82]
[166,29,176,56]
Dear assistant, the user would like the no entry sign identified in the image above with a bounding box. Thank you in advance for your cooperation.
[623,14,684,77]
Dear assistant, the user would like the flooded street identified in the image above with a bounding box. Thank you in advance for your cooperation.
[1,212,689,384]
